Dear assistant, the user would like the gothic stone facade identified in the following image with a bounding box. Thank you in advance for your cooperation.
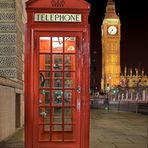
[101,0,121,91]
[0,0,25,141]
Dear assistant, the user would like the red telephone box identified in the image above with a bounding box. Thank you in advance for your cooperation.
[25,0,90,148]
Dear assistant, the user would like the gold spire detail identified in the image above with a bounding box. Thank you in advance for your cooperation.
[142,69,144,76]
[107,0,114,5]
[124,66,127,76]
[135,68,138,76]
[130,68,133,76]
[105,0,118,18]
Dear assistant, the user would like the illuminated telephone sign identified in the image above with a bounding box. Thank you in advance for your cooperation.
[35,13,82,22]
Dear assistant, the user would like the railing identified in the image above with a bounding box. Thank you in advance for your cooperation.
[90,95,148,114]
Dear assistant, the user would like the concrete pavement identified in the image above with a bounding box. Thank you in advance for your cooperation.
[0,109,148,148]
[90,109,148,148]
[0,128,24,148]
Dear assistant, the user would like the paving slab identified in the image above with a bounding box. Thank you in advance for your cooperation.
[90,109,148,148]
[90,142,117,148]
[0,109,147,148]
[114,143,147,148]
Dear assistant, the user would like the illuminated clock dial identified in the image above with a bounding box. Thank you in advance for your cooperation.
[108,26,117,35]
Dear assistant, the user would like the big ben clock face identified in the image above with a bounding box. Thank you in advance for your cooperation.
[108,26,117,35]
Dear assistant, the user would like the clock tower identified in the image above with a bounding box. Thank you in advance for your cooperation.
[101,0,121,92]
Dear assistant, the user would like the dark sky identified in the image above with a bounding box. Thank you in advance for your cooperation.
[86,0,148,88]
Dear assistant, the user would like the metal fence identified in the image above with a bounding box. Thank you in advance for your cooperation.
[90,96,148,114]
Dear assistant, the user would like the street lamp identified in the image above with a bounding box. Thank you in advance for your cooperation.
[92,51,97,94]
[93,59,96,94]
[109,76,112,90]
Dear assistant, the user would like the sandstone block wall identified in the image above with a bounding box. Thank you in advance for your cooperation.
[0,0,25,141]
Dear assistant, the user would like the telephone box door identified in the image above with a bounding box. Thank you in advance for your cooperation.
[33,32,82,148]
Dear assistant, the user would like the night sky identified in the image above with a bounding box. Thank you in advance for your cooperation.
[86,0,148,89]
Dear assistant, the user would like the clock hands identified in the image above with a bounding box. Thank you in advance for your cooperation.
[108,26,117,35]
[110,28,114,33]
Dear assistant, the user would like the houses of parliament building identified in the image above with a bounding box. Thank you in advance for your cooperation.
[101,0,148,92]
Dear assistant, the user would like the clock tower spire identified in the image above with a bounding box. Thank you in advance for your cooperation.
[105,0,118,19]
[101,0,121,92]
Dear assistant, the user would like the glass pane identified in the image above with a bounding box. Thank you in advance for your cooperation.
[53,79,62,88]
[53,125,62,132]
[44,124,51,132]
[45,55,50,64]
[39,107,50,117]
[53,116,62,124]
[52,107,63,140]
[44,117,50,132]
[53,107,62,124]
[40,37,51,53]
[64,90,73,105]
[53,72,62,78]
[44,79,50,88]
[64,108,72,116]
[45,72,50,78]
[64,37,76,53]
[64,79,74,88]
[45,107,50,115]
[39,107,44,123]
[39,107,51,133]
[64,72,71,78]
[39,90,50,105]
[64,72,75,88]
[52,37,63,53]
[53,72,63,88]
[64,55,75,71]
[53,107,62,116]
[53,90,63,105]
[40,55,50,70]
[39,72,50,88]
[53,55,63,71]
[39,107,50,124]
[64,117,72,124]
[64,125,72,131]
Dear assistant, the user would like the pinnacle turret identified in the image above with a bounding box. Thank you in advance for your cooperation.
[105,0,118,18]
[107,0,114,6]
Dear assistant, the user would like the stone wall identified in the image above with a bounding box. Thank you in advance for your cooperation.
[0,0,24,82]
[0,0,25,141]
[0,84,24,141]
[0,85,15,141]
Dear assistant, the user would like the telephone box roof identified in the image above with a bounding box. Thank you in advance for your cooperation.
[26,0,90,10]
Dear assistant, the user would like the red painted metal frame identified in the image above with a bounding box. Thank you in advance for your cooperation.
[25,0,90,148]
[34,32,81,148]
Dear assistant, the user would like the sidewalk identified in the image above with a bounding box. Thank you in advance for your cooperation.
[0,110,148,148]
[0,129,24,148]
[90,110,148,148]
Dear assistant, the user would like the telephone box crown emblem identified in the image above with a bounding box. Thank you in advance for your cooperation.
[51,0,65,7]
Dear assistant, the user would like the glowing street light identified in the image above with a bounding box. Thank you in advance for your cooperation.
[109,76,112,90]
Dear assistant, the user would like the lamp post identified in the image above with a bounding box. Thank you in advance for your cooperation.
[92,51,97,95]
[93,59,96,95]
[109,76,112,90]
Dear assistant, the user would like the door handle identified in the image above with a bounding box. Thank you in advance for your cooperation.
[40,111,47,117]
[77,86,81,93]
